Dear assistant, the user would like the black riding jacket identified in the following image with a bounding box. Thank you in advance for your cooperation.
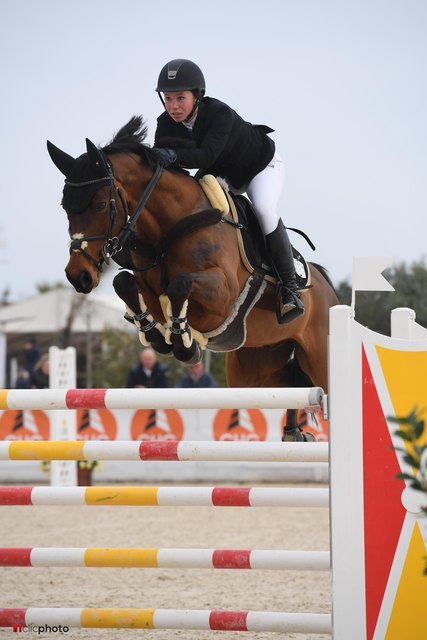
[154,97,275,189]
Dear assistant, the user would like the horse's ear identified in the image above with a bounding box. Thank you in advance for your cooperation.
[47,141,75,176]
[86,138,109,174]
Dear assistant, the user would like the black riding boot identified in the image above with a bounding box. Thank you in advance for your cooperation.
[265,220,305,324]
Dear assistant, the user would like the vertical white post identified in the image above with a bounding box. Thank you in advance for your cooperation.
[391,307,427,339]
[10,357,18,389]
[329,305,366,639]
[0,330,6,388]
[49,346,77,486]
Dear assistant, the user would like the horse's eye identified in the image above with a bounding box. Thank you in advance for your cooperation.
[93,201,107,212]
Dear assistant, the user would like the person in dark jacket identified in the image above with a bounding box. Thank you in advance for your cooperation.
[176,361,218,389]
[23,337,41,376]
[31,354,50,389]
[126,348,169,388]
[15,367,32,389]
[153,58,304,324]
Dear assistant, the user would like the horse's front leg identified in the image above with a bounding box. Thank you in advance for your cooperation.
[165,273,202,364]
[113,271,172,355]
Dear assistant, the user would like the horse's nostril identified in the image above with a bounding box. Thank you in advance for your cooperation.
[78,270,93,293]
[66,269,93,294]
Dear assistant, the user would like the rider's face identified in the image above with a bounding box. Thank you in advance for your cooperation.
[164,91,197,122]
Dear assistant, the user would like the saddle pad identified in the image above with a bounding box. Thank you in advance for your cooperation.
[199,174,229,214]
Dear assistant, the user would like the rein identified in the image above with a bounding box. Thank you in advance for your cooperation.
[65,162,163,272]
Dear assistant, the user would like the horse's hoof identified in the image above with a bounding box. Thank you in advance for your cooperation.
[282,428,317,442]
[301,431,317,442]
[152,341,174,356]
[173,340,202,364]
[113,270,135,297]
[185,343,202,365]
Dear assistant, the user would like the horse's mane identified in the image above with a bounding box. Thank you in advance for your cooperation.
[101,115,158,169]
[311,263,337,295]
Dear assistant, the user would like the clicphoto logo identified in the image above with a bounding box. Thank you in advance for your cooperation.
[13,623,69,633]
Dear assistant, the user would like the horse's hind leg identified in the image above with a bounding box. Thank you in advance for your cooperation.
[113,271,172,355]
[227,346,316,441]
[165,273,202,364]
[281,358,316,442]
[282,408,315,442]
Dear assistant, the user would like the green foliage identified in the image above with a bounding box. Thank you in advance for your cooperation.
[391,408,427,575]
[36,281,66,294]
[209,352,227,387]
[335,259,427,334]
[92,329,143,388]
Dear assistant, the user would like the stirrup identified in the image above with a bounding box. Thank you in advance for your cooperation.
[274,284,304,325]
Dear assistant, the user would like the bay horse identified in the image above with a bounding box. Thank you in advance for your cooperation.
[47,116,338,440]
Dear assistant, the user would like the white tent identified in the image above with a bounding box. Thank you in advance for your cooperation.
[0,288,132,386]
[0,288,128,334]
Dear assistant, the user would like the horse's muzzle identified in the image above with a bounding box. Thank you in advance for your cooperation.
[66,267,96,294]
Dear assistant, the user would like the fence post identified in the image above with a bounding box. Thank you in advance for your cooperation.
[49,346,77,486]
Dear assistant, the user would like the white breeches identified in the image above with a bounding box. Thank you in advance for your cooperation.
[246,152,285,235]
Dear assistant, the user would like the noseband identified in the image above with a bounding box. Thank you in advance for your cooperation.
[65,159,163,272]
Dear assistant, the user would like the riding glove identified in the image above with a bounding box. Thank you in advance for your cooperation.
[153,147,177,167]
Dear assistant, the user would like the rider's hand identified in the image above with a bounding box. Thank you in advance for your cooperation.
[153,147,177,167]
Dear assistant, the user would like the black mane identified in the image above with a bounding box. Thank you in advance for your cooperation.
[101,115,158,169]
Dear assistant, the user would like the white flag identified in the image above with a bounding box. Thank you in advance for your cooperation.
[352,256,395,292]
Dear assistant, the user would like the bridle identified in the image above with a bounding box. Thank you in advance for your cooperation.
[65,158,163,272]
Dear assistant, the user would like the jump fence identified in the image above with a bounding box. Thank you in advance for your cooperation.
[0,439,328,462]
[0,386,324,411]
[0,607,331,633]
[0,547,330,571]
[1,305,427,638]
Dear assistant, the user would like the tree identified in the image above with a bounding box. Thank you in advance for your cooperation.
[0,287,10,307]
[335,259,427,335]
[36,281,66,294]
[92,329,145,388]
[209,352,227,387]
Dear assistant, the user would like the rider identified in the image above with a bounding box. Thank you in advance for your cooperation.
[153,58,304,324]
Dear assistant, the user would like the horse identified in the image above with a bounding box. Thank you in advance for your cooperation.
[47,116,339,441]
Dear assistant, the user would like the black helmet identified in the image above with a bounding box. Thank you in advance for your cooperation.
[156,59,206,95]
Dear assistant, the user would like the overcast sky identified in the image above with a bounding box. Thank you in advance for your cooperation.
[1,0,426,301]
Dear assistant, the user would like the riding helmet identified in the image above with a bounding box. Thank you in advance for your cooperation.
[156,59,206,95]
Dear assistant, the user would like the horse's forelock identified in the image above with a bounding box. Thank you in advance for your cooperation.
[62,155,106,214]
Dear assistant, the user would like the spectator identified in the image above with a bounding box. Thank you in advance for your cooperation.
[176,361,218,388]
[31,354,50,389]
[15,367,32,389]
[23,337,41,376]
[126,348,169,388]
